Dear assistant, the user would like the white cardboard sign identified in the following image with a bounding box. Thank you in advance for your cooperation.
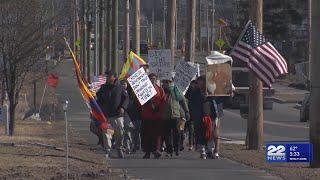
[127,67,157,105]
[174,61,198,94]
[148,49,172,80]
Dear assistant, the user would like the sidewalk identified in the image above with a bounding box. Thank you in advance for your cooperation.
[55,60,281,180]
[272,82,308,103]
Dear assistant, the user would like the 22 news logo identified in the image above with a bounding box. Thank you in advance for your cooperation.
[266,145,286,162]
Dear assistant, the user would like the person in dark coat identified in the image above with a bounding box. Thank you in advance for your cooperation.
[96,70,129,158]
[140,73,166,159]
[186,78,206,150]
[185,80,198,150]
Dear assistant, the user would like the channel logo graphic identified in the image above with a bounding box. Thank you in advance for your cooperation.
[266,143,313,163]
[266,145,286,162]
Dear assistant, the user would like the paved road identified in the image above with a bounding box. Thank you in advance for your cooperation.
[55,60,284,180]
[221,103,308,143]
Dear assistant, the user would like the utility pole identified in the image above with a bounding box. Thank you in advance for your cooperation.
[124,0,130,58]
[186,0,196,62]
[310,0,320,168]
[85,0,91,82]
[198,0,202,52]
[206,0,210,54]
[98,0,104,74]
[211,0,215,52]
[73,0,77,53]
[112,0,119,74]
[81,0,87,75]
[94,0,99,76]
[162,0,167,48]
[248,0,264,150]
[168,0,176,65]
[134,0,141,55]
[106,0,112,70]
[151,6,155,47]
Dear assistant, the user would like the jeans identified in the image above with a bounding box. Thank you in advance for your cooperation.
[164,118,181,154]
[186,120,195,146]
[104,116,124,151]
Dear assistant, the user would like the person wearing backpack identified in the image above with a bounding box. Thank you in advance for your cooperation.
[162,79,190,157]
[196,76,220,159]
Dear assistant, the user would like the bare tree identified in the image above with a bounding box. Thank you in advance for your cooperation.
[0,0,66,135]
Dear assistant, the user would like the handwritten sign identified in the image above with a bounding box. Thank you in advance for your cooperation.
[174,61,198,94]
[148,49,172,80]
[127,67,157,105]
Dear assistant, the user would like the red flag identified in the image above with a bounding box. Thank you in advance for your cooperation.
[47,73,59,88]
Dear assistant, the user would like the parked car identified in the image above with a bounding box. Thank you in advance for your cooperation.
[300,93,310,122]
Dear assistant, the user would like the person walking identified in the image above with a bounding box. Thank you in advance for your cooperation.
[96,70,129,158]
[121,80,135,154]
[196,76,220,159]
[126,84,142,153]
[162,80,190,157]
[185,80,198,150]
[140,73,166,159]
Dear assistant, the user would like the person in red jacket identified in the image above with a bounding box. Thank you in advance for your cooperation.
[140,73,166,159]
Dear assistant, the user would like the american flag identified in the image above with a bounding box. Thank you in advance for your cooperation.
[90,75,106,92]
[230,21,288,87]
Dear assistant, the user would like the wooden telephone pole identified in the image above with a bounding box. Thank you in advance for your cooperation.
[111,0,119,74]
[310,0,320,168]
[168,0,176,65]
[124,0,130,58]
[247,0,264,150]
[134,0,140,55]
[186,0,196,62]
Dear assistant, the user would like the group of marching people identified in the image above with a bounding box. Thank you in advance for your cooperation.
[92,65,223,160]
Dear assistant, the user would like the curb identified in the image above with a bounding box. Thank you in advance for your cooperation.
[269,97,300,104]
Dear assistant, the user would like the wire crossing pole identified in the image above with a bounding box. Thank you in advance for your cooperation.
[248,0,264,150]
[310,0,320,168]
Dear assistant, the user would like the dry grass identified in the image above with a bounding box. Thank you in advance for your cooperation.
[0,119,121,179]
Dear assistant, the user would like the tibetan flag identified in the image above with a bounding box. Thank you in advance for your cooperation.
[119,51,147,80]
[64,38,112,133]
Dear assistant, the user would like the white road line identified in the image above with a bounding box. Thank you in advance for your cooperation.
[225,110,309,129]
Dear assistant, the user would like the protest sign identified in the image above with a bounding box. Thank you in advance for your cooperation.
[148,49,172,80]
[174,61,198,94]
[127,67,157,105]
[206,63,232,96]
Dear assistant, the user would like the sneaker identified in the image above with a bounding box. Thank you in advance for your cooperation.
[153,151,162,159]
[200,153,207,160]
[143,152,151,159]
[105,153,110,159]
[165,153,173,158]
[188,146,193,151]
[213,153,219,159]
[117,149,124,159]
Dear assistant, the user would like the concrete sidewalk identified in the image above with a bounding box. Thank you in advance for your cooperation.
[55,60,281,180]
